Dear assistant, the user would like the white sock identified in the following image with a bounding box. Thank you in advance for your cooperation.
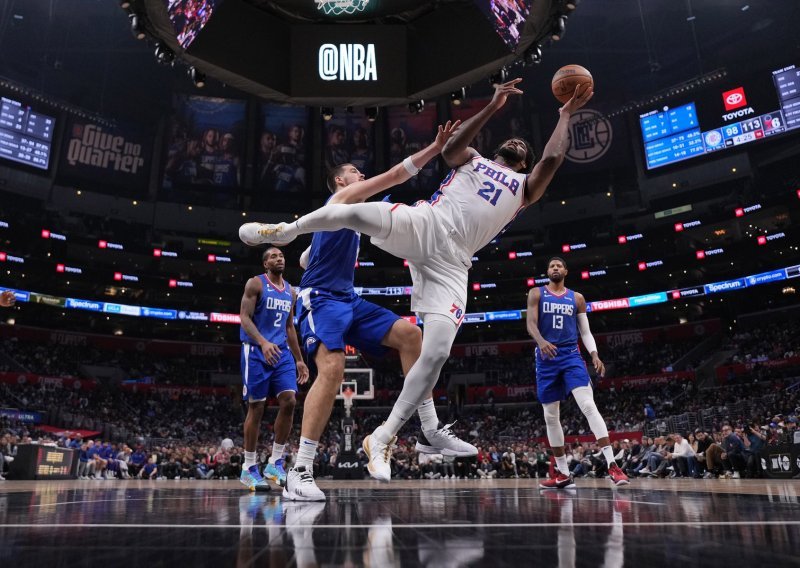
[269,443,286,464]
[243,451,257,470]
[376,398,417,442]
[295,437,318,469]
[555,455,569,476]
[418,398,439,432]
[601,445,616,467]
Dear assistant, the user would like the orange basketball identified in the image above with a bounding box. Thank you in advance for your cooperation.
[551,64,593,104]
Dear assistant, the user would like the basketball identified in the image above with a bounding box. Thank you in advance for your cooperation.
[551,64,593,104]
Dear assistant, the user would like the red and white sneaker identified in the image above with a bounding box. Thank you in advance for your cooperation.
[608,464,630,486]
[539,471,576,489]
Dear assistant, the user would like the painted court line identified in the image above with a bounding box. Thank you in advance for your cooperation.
[2,521,800,529]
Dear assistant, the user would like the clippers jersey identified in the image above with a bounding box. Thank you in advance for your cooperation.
[299,196,359,295]
[239,274,293,348]
[538,287,578,347]
[428,156,527,255]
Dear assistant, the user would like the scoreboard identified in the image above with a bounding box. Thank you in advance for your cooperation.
[640,63,800,170]
[0,96,56,170]
[8,444,78,480]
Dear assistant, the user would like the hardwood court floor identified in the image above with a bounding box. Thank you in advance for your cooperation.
[1,478,799,566]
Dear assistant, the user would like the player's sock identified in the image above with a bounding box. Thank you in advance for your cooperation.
[269,443,286,465]
[243,451,257,470]
[555,455,570,476]
[295,437,318,470]
[601,445,616,468]
[417,398,439,433]
[294,202,390,239]
[374,399,417,443]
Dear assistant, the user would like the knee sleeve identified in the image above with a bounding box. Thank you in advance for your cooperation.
[543,401,565,448]
[572,386,609,440]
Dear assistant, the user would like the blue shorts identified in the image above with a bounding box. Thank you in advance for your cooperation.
[296,289,400,360]
[535,346,591,404]
[241,344,297,402]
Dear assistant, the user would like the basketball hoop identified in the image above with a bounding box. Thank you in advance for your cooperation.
[343,386,355,417]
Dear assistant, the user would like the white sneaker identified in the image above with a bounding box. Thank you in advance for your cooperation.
[416,422,478,457]
[238,222,295,247]
[283,466,326,501]
[363,433,395,482]
[732,471,741,479]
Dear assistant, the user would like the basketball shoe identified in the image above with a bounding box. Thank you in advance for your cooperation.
[363,433,395,482]
[283,466,326,501]
[539,471,576,489]
[238,222,296,247]
[415,422,478,457]
[265,458,287,487]
[240,464,271,492]
[608,464,630,486]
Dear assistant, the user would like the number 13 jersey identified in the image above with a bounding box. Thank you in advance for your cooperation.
[537,286,578,347]
[429,156,527,256]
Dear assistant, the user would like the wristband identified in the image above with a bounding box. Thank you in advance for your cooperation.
[402,156,421,175]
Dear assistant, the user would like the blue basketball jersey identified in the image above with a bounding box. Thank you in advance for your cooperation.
[538,286,578,347]
[299,197,359,295]
[240,274,293,348]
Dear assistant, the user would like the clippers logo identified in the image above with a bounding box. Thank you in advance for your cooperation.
[722,87,747,111]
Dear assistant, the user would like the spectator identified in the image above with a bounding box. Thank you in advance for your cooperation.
[720,424,746,479]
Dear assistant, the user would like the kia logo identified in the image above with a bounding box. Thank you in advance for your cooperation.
[726,93,743,105]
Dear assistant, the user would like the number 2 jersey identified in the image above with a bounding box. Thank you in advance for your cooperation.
[537,286,578,347]
[239,274,293,349]
[429,155,527,256]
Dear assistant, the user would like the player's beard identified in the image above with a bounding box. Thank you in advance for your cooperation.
[494,146,524,169]
[549,273,564,283]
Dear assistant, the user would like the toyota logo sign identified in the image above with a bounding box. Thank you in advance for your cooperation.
[726,93,743,105]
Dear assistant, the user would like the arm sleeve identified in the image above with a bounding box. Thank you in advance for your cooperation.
[299,246,311,270]
[576,312,598,355]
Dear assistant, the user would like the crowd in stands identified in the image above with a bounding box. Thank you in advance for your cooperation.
[724,321,799,364]
[1,319,799,482]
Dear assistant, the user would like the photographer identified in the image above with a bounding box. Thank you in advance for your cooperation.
[743,422,766,478]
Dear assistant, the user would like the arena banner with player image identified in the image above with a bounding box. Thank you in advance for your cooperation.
[451,96,531,163]
[322,110,376,180]
[57,117,153,198]
[255,104,310,198]
[387,103,440,193]
[161,94,246,206]
[473,0,532,50]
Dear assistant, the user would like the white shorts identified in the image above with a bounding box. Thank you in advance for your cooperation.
[371,202,470,326]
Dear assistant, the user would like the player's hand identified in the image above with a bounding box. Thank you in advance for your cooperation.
[559,84,594,115]
[433,120,462,149]
[592,354,606,377]
[537,340,558,359]
[296,361,310,385]
[0,290,15,307]
[490,78,523,109]
[259,340,281,366]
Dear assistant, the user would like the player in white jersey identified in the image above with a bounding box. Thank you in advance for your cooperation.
[240,78,593,480]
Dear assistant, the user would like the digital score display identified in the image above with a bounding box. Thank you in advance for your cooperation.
[0,96,55,170]
[640,64,800,170]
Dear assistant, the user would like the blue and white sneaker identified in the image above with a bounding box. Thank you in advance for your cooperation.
[265,458,287,487]
[240,464,271,492]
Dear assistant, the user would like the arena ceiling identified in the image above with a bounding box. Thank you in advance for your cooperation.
[0,0,796,123]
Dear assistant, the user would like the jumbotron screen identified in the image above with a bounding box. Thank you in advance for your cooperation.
[474,0,532,49]
[166,0,224,49]
[639,63,800,170]
[0,96,55,170]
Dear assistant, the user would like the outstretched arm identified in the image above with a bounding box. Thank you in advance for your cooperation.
[441,78,524,169]
[331,121,460,205]
[524,85,594,206]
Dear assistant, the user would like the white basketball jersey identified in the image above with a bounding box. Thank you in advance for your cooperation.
[428,156,527,255]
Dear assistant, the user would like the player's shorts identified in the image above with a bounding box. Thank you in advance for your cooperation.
[371,202,470,326]
[241,344,297,402]
[535,345,591,404]
[296,289,400,360]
